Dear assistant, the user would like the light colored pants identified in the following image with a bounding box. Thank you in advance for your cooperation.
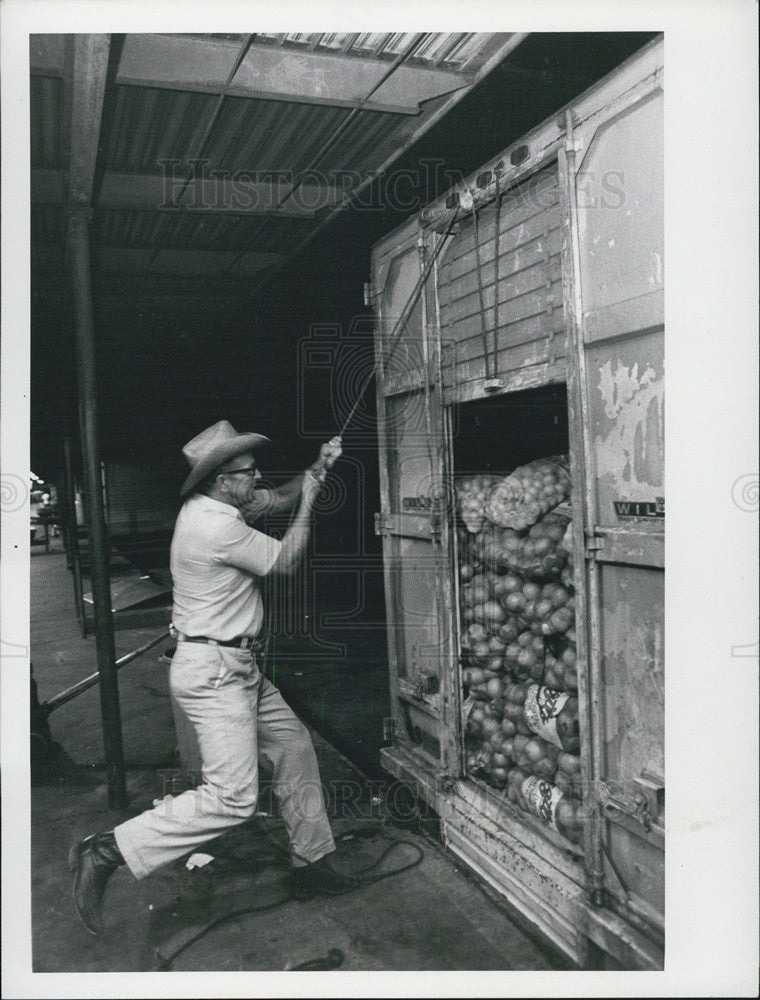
[114,642,335,880]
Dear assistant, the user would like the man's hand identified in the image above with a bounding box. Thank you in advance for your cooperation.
[308,436,342,484]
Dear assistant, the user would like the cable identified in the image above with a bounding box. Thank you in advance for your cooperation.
[491,171,503,379]
[155,886,290,970]
[154,818,425,970]
[337,204,462,439]
[290,947,345,971]
[256,813,424,882]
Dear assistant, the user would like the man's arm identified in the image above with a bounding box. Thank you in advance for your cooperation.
[240,437,342,524]
[267,472,320,576]
[239,476,303,522]
[268,437,342,575]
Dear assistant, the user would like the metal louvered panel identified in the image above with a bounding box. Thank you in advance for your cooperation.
[437,165,566,402]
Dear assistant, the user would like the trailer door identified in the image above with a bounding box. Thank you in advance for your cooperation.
[561,67,665,939]
[371,223,460,782]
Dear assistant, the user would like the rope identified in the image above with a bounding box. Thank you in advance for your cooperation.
[470,202,492,380]
[337,205,461,438]
[491,173,503,380]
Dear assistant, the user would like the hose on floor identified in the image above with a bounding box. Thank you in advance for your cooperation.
[154,819,424,971]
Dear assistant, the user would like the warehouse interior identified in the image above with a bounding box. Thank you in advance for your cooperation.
[28,30,661,974]
[30,27,655,747]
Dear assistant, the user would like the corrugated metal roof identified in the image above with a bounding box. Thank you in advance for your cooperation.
[203,97,353,175]
[105,87,219,174]
[30,31,527,323]
[254,31,484,69]
[93,207,314,256]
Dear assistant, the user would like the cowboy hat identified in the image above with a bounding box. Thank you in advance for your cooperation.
[180,420,270,496]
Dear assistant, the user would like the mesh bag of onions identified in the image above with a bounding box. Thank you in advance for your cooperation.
[484,456,571,531]
[455,474,501,534]
[471,510,572,581]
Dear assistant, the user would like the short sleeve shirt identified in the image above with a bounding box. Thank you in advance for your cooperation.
[170,494,282,640]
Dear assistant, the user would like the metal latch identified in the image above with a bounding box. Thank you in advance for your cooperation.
[410,674,439,699]
[633,772,665,827]
[597,774,664,832]
[438,773,456,793]
[382,716,396,743]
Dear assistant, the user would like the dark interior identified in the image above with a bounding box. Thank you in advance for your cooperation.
[451,382,570,477]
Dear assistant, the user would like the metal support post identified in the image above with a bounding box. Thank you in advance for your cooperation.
[68,209,127,810]
[63,434,87,636]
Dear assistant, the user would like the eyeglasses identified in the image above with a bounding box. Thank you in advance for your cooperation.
[221,466,258,477]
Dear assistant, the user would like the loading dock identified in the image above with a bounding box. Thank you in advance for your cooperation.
[2,11,756,992]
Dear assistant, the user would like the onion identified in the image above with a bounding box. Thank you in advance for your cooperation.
[489,729,506,750]
[486,676,504,700]
[483,600,505,623]
[467,623,489,643]
[505,592,526,613]
[498,620,519,642]
[481,717,501,738]
[501,718,517,737]
[535,598,553,619]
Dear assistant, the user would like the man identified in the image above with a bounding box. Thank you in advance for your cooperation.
[70,420,354,936]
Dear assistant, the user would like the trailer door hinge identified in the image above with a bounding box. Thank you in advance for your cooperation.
[584,531,605,557]
[430,510,442,543]
[382,716,396,743]
[363,282,374,307]
[374,512,388,536]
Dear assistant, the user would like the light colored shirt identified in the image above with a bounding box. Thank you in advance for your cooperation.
[170,493,282,640]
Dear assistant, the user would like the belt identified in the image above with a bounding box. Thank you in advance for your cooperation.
[172,628,261,651]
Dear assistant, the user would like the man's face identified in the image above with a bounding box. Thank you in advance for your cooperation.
[217,452,262,508]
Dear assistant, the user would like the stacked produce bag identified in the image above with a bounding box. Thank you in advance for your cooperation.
[457,456,584,845]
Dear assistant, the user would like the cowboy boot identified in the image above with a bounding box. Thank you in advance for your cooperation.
[69,831,125,935]
[287,852,359,896]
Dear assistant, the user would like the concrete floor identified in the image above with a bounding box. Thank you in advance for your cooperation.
[27,538,564,974]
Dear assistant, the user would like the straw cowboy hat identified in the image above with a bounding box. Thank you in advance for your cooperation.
[180,420,270,496]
